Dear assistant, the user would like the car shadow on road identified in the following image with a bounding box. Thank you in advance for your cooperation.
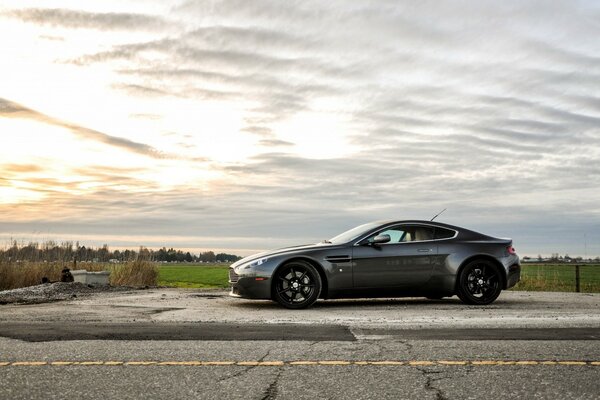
[231,296,512,310]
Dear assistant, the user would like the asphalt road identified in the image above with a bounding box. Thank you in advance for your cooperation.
[0,322,599,341]
[1,290,599,399]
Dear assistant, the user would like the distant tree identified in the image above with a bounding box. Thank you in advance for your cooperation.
[216,253,241,262]
[0,242,241,264]
[199,251,216,262]
[138,247,151,260]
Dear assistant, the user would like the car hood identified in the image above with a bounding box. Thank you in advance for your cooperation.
[231,243,337,268]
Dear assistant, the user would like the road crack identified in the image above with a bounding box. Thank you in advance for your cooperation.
[217,350,272,383]
[416,367,449,400]
[260,369,282,400]
[398,339,414,353]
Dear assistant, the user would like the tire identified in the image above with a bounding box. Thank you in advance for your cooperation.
[272,260,322,309]
[456,259,503,305]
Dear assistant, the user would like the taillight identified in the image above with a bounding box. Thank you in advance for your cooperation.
[507,246,516,255]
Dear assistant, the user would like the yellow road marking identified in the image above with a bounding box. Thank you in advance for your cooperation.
[11,362,47,366]
[125,361,157,366]
[2,360,597,367]
[409,361,435,366]
[438,361,467,365]
[202,361,235,366]
[257,361,285,366]
[158,361,206,366]
[318,361,352,365]
[288,361,318,365]
[369,361,405,365]
[471,361,499,365]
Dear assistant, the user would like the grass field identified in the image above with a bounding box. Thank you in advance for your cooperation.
[158,264,230,289]
[157,263,600,293]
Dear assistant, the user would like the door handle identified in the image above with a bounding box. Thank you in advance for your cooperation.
[418,248,432,253]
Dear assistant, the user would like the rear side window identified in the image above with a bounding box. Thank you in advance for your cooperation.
[434,227,455,239]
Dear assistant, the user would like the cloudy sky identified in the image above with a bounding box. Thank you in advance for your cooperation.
[1,0,599,257]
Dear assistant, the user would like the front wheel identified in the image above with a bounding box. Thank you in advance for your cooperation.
[272,261,322,309]
[456,260,502,305]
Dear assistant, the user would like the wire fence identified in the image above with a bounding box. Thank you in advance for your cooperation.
[516,263,600,293]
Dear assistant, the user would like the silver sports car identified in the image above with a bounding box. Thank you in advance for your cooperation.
[229,220,521,309]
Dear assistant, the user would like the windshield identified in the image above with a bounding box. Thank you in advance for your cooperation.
[327,222,382,244]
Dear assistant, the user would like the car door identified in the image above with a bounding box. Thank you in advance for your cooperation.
[351,224,436,288]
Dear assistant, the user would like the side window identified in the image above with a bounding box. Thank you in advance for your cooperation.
[376,227,408,243]
[434,227,455,239]
[369,225,436,243]
[412,226,435,241]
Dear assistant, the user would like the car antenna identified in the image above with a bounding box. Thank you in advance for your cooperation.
[430,208,447,221]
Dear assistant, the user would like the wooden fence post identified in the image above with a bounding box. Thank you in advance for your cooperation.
[575,265,581,293]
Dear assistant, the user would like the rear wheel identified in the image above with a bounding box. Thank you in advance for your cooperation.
[457,260,502,305]
[272,260,321,309]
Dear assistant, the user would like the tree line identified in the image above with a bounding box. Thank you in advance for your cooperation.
[0,241,242,263]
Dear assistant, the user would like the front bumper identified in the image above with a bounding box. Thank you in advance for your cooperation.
[229,276,272,299]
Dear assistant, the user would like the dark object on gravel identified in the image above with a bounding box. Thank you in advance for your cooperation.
[61,267,74,283]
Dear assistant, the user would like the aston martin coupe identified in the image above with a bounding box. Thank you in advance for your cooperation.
[229,220,520,309]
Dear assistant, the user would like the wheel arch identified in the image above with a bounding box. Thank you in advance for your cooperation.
[271,257,329,299]
[455,254,507,291]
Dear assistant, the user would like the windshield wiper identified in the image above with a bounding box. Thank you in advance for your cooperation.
[321,240,332,244]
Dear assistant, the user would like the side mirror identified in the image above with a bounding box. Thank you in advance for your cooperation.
[369,234,391,245]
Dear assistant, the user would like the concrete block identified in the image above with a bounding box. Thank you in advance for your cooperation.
[71,270,110,285]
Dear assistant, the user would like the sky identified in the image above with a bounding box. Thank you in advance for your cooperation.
[0,0,599,257]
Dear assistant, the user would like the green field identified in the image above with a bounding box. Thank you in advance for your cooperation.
[158,264,230,288]
[157,263,600,293]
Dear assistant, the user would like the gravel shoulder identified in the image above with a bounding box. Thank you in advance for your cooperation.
[0,282,136,305]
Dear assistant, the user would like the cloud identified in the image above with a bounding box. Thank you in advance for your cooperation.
[2,8,168,31]
[258,139,293,147]
[1,1,599,256]
[0,98,167,159]
[1,164,43,173]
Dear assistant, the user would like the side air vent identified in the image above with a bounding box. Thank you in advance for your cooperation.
[325,255,352,263]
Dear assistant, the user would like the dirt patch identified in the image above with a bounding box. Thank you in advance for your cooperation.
[0,282,131,305]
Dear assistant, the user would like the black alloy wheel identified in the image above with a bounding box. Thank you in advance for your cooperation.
[273,260,322,309]
[457,260,502,305]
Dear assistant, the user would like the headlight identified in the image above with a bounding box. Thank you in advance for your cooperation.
[248,257,268,267]
[236,257,269,272]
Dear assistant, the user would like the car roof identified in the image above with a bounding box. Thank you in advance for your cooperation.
[372,219,460,230]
